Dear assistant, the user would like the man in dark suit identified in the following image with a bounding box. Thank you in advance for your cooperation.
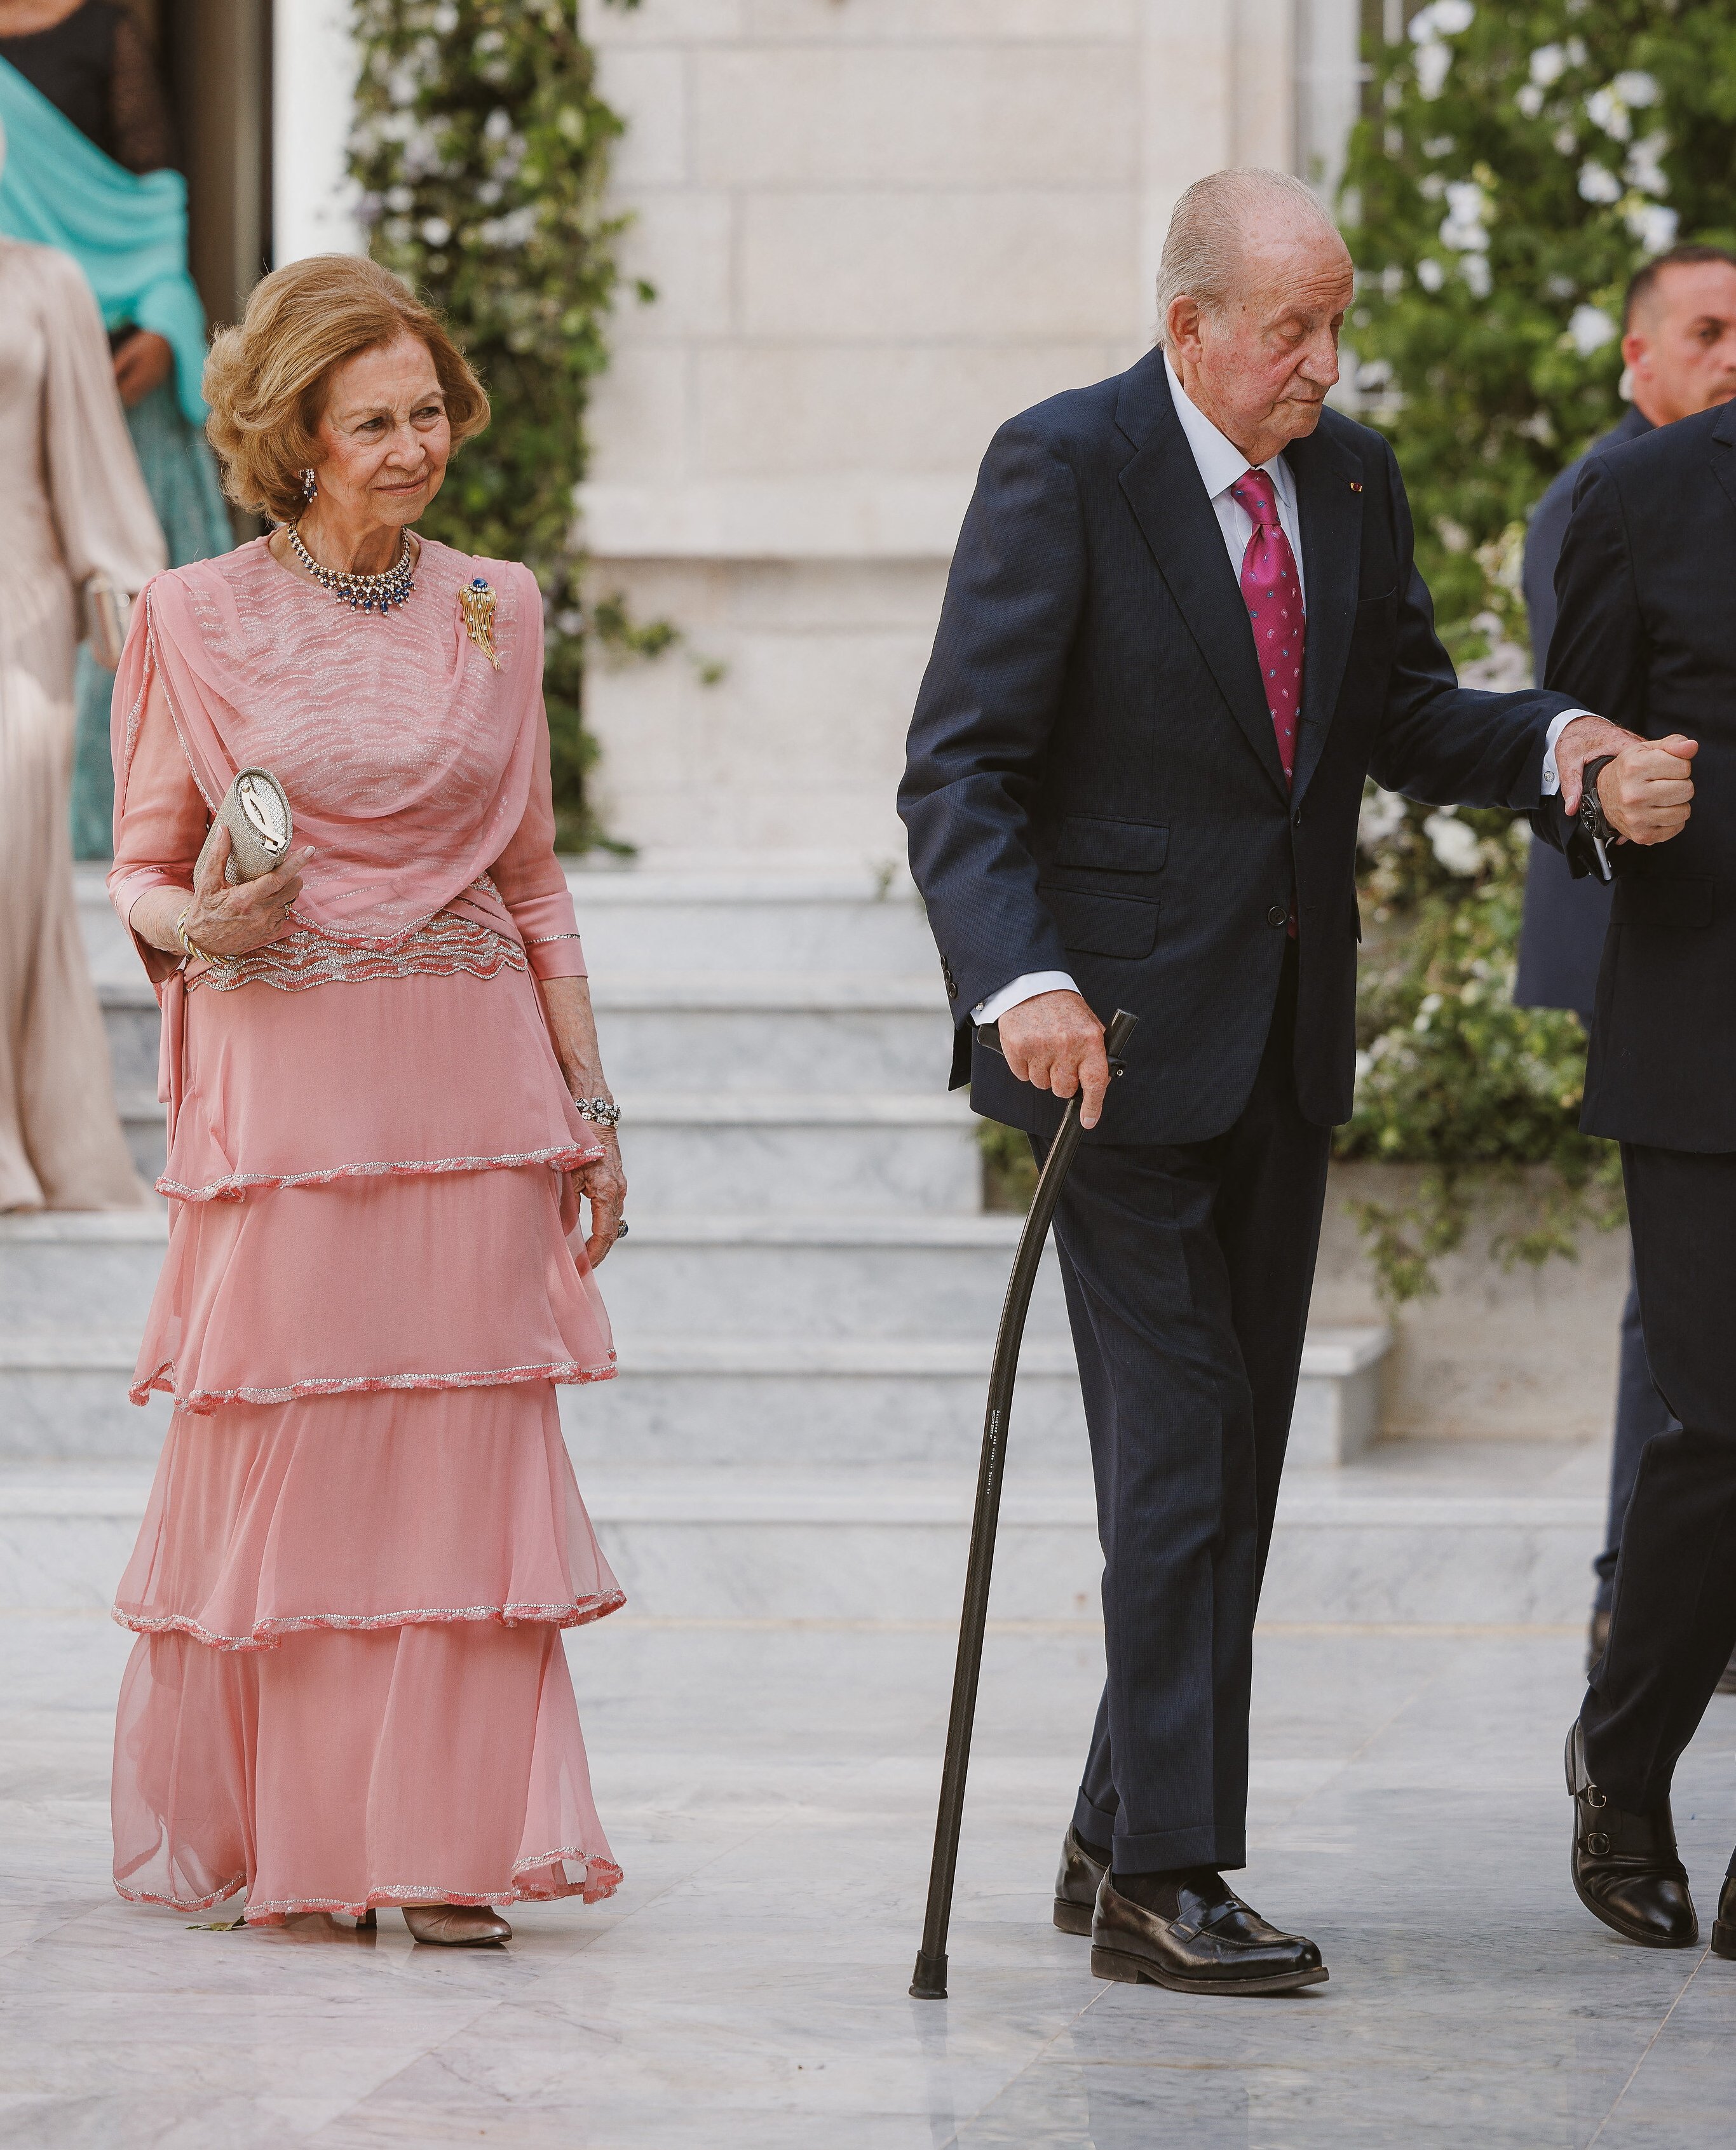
[1518,245,1736,1672]
[1549,378,1736,1957]
[899,168,1663,1997]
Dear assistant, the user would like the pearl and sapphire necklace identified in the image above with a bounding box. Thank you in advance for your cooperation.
[285,521,416,614]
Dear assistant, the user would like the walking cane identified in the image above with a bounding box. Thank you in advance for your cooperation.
[910,1006,1139,2001]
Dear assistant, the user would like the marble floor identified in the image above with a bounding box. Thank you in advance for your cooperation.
[3,1608,1734,2147]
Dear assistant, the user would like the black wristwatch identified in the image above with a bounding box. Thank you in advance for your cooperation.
[1576,753,1619,881]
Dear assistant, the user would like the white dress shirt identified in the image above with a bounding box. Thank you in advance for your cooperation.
[975,356,1579,1027]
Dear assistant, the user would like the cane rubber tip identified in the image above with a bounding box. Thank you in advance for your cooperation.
[909,1949,948,1999]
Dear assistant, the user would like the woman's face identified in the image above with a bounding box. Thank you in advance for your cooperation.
[308,332,451,531]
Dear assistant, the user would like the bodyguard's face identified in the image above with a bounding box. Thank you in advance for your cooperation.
[1169,220,1355,468]
[1624,260,1736,428]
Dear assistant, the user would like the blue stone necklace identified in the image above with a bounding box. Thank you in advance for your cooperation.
[285,522,416,614]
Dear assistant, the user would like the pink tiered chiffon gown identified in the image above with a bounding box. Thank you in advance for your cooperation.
[107,538,623,1921]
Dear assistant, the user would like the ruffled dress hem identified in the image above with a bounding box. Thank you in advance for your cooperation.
[115,1852,625,1920]
[156,1139,601,1204]
[113,1586,627,1652]
[131,1355,618,1410]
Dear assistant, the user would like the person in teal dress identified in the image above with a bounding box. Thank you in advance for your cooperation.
[0,2,231,857]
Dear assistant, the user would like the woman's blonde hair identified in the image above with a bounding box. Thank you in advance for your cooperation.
[203,255,490,524]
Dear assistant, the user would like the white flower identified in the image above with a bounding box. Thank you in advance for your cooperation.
[1627,202,1679,255]
[484,107,513,143]
[1440,179,1491,252]
[1529,43,1567,88]
[1359,787,1409,848]
[1568,304,1617,356]
[1461,252,1492,299]
[431,1,458,29]
[1625,133,1669,197]
[1424,815,1482,876]
[1585,86,1632,143]
[1423,135,1456,157]
[1613,70,1658,107]
[1416,257,1446,292]
[384,185,413,213]
[1410,0,1474,36]
[1554,125,1578,156]
[1578,161,1623,206]
[419,216,451,247]
[1517,83,1544,119]
[1415,42,1451,99]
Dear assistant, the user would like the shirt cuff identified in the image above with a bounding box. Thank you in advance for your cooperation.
[1541,710,1593,797]
[973,970,1080,1024]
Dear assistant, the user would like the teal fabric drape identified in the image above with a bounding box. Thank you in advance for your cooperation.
[69,381,233,856]
[0,53,207,424]
[0,55,234,854]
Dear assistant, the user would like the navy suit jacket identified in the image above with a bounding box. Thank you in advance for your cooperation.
[1514,406,1651,1022]
[1545,400,1736,1147]
[899,348,1576,1145]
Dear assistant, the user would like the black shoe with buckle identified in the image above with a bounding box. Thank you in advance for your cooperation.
[1090,1867,1327,1996]
[1566,1720,1697,1947]
[1053,1827,1109,1937]
[1712,1856,1736,1961]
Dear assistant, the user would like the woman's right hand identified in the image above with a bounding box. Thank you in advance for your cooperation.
[180,827,315,957]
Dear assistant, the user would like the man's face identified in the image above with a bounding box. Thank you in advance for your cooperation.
[1169,216,1356,464]
[1625,260,1736,426]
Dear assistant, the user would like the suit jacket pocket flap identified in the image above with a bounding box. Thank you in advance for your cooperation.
[1611,874,1714,929]
[1050,815,1169,874]
[1041,886,1160,959]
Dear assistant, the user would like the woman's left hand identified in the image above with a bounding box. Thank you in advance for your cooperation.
[573,1126,627,1269]
[113,330,175,408]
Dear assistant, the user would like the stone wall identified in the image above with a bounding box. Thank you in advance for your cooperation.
[579,0,1360,864]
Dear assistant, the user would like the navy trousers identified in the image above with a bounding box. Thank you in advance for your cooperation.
[1593,1262,1679,1615]
[1040,949,1331,1874]
[1583,1144,1736,1809]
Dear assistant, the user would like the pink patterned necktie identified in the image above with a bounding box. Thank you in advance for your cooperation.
[1228,467,1305,788]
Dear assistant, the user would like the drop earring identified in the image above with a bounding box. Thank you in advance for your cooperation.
[300,468,318,502]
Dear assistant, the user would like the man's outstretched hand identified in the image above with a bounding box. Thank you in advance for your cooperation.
[996,989,1109,1129]
[1555,713,1697,844]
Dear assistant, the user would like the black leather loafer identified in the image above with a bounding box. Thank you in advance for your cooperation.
[1712,1857,1736,1960]
[1053,1828,1108,1936]
[1566,1721,1697,1947]
[1090,1870,1327,1995]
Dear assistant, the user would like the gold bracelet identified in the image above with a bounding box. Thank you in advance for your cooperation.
[174,908,212,966]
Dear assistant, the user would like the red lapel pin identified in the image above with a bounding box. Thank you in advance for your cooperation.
[1350,480,1364,493]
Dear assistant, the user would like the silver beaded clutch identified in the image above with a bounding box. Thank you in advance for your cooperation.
[195,767,294,885]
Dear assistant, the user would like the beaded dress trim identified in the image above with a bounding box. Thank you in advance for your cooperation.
[132,1353,618,1412]
[114,1585,627,1654]
[156,1139,600,1206]
[188,909,526,995]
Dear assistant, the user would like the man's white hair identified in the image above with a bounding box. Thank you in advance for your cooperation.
[1155,169,1344,349]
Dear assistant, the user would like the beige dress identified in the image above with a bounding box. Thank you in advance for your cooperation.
[0,236,164,1210]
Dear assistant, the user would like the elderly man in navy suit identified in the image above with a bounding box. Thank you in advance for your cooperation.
[900,168,1683,1997]
[1517,244,1736,1679]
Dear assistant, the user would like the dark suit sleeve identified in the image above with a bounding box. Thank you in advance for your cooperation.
[1366,436,1573,808]
[1528,458,1648,860]
[898,417,1085,1020]
[1522,471,1575,690]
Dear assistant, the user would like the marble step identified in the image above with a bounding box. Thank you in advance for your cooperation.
[105,1088,984,1216]
[97,970,961,1101]
[0,1327,1388,1473]
[0,1444,1605,1625]
[78,863,943,981]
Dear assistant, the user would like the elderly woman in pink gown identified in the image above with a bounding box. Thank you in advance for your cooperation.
[107,255,627,1945]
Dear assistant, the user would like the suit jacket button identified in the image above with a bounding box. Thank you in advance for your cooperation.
[1266,904,1289,928]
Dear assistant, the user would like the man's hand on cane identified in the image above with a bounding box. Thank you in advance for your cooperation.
[998,990,1109,1130]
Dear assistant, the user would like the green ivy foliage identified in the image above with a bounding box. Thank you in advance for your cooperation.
[1343,0,1736,639]
[1327,1,1736,1301]
[349,0,639,850]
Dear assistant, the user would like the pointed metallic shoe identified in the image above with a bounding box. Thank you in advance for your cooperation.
[1712,1855,1736,1961]
[1566,1721,1697,1947]
[1090,1870,1327,1995]
[402,1903,513,1947]
[1053,1827,1108,1936]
